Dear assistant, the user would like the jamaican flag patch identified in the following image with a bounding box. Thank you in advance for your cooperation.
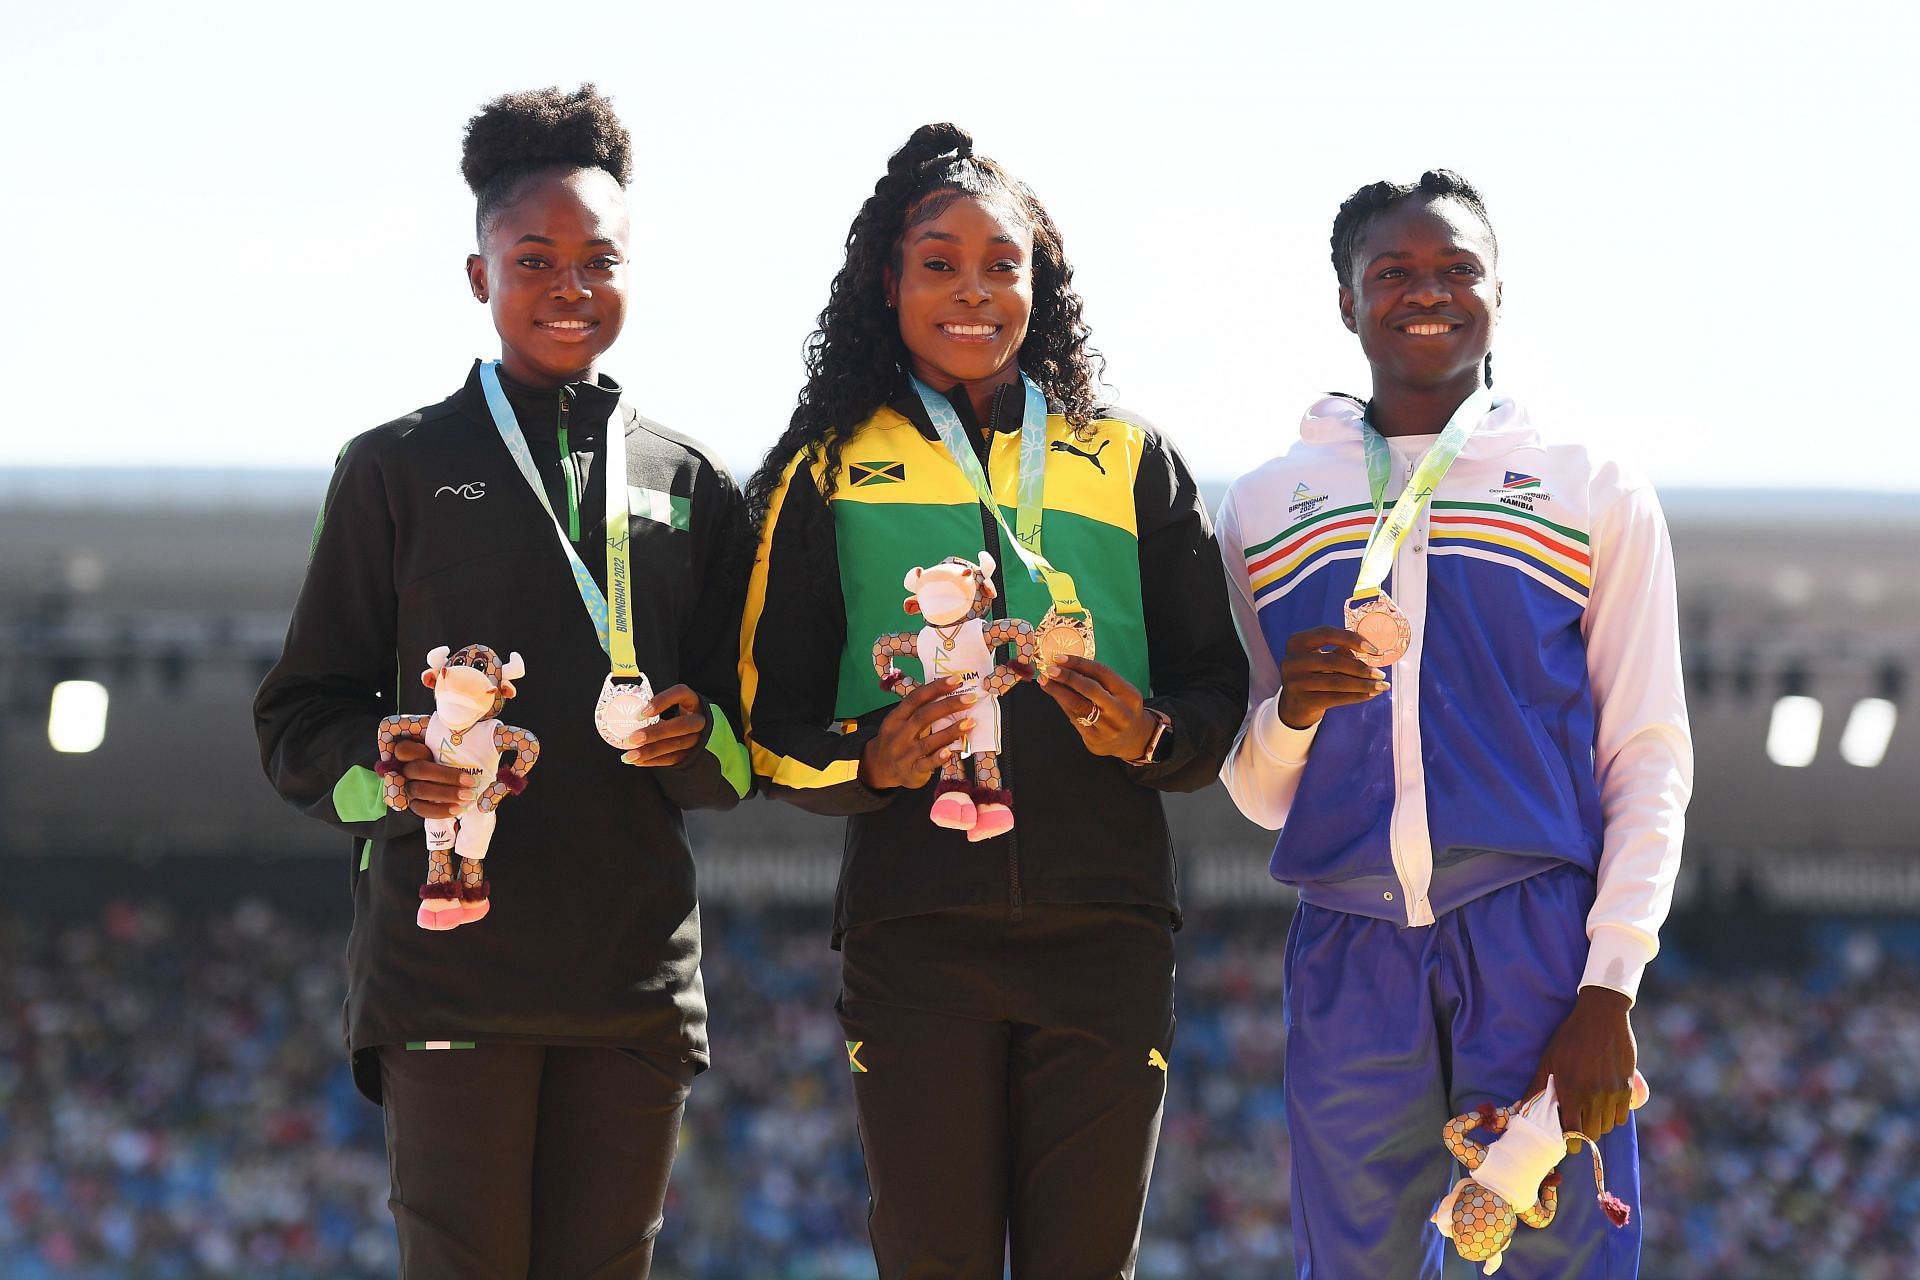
[850,461,905,487]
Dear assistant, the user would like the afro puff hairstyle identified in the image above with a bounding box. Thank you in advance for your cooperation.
[460,84,632,240]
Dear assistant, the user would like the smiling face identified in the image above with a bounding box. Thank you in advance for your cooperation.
[465,166,630,387]
[1340,195,1500,401]
[888,193,1034,403]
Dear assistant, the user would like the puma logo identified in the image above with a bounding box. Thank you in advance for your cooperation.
[1049,438,1109,474]
[435,482,487,500]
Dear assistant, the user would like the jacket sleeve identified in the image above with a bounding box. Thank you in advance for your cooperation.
[1579,465,1693,1004]
[253,431,421,842]
[1123,428,1252,792]
[740,453,898,816]
[651,456,752,812]
[1216,484,1320,829]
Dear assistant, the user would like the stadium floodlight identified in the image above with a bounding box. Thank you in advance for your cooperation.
[48,680,110,753]
[1766,695,1822,768]
[1839,698,1897,768]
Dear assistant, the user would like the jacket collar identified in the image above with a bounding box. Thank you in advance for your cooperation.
[458,358,623,442]
[1297,388,1535,459]
[889,376,1028,443]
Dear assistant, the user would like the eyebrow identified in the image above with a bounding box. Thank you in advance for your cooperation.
[511,234,619,248]
[1364,245,1483,266]
[914,230,1021,247]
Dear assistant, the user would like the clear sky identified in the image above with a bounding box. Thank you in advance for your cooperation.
[2,0,1910,489]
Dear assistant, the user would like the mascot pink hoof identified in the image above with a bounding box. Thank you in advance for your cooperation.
[417,899,463,931]
[967,804,1014,842]
[452,882,492,926]
[930,791,978,830]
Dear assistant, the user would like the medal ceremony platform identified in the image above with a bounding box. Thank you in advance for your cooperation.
[1,467,1915,1279]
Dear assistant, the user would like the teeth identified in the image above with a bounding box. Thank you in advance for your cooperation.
[541,320,592,329]
[943,324,998,337]
[1404,323,1456,336]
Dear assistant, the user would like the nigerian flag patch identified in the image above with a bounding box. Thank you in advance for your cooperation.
[629,486,691,531]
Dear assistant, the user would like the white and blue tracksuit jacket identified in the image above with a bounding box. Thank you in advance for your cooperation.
[1218,391,1692,1003]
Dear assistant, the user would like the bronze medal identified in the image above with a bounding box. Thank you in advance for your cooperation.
[1344,593,1412,666]
[1035,608,1096,676]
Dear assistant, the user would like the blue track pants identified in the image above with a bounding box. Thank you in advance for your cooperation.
[1284,864,1641,1278]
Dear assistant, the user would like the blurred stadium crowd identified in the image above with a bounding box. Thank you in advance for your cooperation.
[2,898,1915,1280]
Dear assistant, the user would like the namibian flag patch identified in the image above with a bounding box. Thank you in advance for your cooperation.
[850,461,905,487]
[1501,471,1543,490]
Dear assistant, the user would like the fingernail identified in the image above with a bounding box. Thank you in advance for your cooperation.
[961,719,975,730]
[1374,681,1390,691]
[963,692,979,703]
[1368,668,1386,679]
[948,675,963,685]
[1364,642,1383,656]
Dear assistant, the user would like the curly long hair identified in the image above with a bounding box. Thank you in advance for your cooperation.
[743,123,1104,533]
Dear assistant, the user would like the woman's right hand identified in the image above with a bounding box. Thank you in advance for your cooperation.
[1275,626,1391,730]
[393,738,475,820]
[860,675,979,792]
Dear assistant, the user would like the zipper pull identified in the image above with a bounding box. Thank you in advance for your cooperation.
[556,389,580,541]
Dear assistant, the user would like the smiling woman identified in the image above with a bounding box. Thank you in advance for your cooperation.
[461,87,634,387]
[1215,170,1691,1278]
[253,83,751,1280]
[739,124,1250,1278]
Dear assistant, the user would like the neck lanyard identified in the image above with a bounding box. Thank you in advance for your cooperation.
[1351,387,1492,603]
[910,374,1083,616]
[478,361,639,676]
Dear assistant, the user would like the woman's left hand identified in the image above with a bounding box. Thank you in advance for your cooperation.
[1037,655,1156,762]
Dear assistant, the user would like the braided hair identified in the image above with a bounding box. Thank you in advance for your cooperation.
[1329,169,1498,387]
[743,123,1104,534]
[460,84,632,241]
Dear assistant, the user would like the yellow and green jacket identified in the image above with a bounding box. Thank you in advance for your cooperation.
[741,381,1248,940]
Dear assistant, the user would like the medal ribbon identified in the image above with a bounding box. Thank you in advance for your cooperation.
[1351,387,1493,603]
[910,374,1083,615]
[479,361,639,676]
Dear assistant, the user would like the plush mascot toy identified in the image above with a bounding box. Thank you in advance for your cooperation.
[375,644,540,930]
[874,552,1039,841]
[1433,1073,1648,1274]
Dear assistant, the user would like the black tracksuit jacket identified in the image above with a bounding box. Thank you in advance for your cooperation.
[255,361,748,1100]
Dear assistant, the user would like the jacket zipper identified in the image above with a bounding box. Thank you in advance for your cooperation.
[556,389,580,541]
[970,392,1021,922]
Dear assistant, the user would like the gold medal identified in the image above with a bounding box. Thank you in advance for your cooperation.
[1344,593,1412,666]
[1035,608,1095,676]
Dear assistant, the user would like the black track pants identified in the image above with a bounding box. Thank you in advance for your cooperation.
[836,903,1177,1280]
[377,1043,694,1279]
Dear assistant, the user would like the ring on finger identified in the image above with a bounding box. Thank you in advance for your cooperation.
[1076,706,1101,728]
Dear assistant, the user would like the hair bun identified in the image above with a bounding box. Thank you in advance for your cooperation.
[886,122,974,181]
[460,83,633,196]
